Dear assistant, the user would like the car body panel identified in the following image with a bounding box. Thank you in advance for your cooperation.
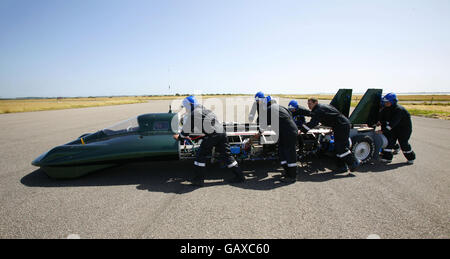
[330,88,353,118]
[32,113,179,178]
[349,89,382,126]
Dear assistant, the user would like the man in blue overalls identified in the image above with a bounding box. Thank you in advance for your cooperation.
[288,100,310,158]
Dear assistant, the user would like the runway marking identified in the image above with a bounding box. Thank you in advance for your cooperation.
[67,234,81,239]
[367,234,381,239]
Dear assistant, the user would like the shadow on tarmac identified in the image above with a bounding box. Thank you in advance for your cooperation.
[21,157,411,194]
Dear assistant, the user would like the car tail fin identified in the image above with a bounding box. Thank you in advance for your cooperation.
[330,89,353,117]
[349,89,382,126]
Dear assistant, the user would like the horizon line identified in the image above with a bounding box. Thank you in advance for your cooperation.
[2,91,450,100]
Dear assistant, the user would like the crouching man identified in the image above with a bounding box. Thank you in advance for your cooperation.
[378,93,416,164]
[301,98,360,173]
[256,95,299,183]
[173,96,245,187]
[288,100,311,158]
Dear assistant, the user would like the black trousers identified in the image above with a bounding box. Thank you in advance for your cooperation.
[333,124,358,167]
[334,124,351,157]
[195,133,237,168]
[297,134,304,154]
[278,131,298,168]
[382,127,415,161]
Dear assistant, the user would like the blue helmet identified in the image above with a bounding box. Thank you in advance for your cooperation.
[263,95,272,104]
[255,91,265,101]
[288,100,299,110]
[182,95,198,110]
[382,93,398,106]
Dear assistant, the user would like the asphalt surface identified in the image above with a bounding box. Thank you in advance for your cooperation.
[0,98,449,239]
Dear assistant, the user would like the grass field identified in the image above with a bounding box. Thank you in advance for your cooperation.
[280,94,450,120]
[403,104,450,120]
[277,94,450,102]
[1,94,449,120]
[349,100,450,120]
[0,95,248,114]
[351,102,450,120]
[0,97,148,114]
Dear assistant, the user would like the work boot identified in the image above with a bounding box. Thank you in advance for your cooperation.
[287,166,298,178]
[334,165,349,174]
[348,159,360,172]
[281,164,288,177]
[228,166,245,183]
[393,144,400,155]
[191,166,206,187]
[281,167,297,183]
[344,154,360,172]
[280,177,296,183]
[334,157,349,174]
[191,177,204,187]
[403,150,416,163]
[379,157,392,163]
[380,150,393,163]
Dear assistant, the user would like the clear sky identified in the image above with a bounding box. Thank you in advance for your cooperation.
[0,0,449,98]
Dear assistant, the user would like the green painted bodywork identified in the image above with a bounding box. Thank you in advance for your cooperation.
[330,89,352,118]
[32,113,179,179]
[32,91,384,179]
[349,89,383,126]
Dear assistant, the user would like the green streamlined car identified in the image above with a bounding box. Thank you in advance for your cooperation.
[32,89,386,179]
[32,113,180,179]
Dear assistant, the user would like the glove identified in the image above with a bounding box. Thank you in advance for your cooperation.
[300,124,311,134]
[386,122,392,131]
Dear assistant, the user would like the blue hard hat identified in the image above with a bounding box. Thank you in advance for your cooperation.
[182,95,198,110]
[288,100,299,110]
[255,91,265,101]
[382,93,398,106]
[263,95,272,104]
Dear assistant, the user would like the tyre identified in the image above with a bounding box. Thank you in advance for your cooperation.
[351,135,375,164]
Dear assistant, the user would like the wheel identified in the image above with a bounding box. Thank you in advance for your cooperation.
[351,135,375,164]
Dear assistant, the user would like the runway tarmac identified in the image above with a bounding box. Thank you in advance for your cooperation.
[0,98,449,238]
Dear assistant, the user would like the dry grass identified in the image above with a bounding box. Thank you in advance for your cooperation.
[347,101,450,120]
[403,104,450,120]
[0,95,250,114]
[0,97,148,114]
[277,94,450,102]
[280,94,450,120]
[1,94,449,120]
[396,95,450,102]
[350,102,450,120]
[276,94,337,100]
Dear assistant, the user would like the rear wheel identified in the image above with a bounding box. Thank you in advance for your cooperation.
[351,135,375,164]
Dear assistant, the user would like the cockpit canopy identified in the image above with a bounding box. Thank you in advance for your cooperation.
[102,113,176,136]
